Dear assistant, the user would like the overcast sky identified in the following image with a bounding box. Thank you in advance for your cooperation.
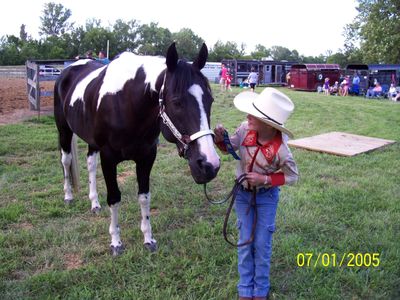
[0,0,358,56]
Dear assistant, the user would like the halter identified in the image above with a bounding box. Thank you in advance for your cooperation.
[158,72,215,158]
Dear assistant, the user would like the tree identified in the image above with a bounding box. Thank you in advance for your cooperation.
[270,46,299,61]
[172,28,204,61]
[39,2,73,37]
[137,22,173,56]
[0,36,22,65]
[111,19,140,54]
[80,20,113,56]
[250,44,271,60]
[65,26,87,58]
[209,40,242,61]
[345,0,400,63]
[37,36,67,59]
[19,24,28,42]
[326,52,348,67]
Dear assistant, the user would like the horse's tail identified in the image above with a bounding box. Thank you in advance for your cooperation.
[70,134,80,193]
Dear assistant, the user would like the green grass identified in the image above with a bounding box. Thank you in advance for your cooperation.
[0,85,399,299]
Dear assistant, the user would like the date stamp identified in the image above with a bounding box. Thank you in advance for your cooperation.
[296,252,380,268]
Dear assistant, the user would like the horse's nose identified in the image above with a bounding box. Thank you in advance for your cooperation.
[197,156,220,179]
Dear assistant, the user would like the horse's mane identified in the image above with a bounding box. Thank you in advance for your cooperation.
[168,59,211,97]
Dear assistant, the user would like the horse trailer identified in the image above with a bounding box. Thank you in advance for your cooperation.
[199,62,221,84]
[289,64,341,91]
[221,59,294,86]
[344,64,400,96]
[368,64,400,89]
[222,59,260,85]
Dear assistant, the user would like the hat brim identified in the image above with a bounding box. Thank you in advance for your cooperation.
[233,91,294,138]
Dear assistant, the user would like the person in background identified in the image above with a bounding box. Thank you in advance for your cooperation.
[75,50,94,60]
[220,63,228,92]
[388,83,398,101]
[330,81,339,95]
[85,50,93,59]
[226,71,233,92]
[366,82,383,98]
[248,67,259,92]
[352,72,360,95]
[97,50,110,64]
[323,77,330,95]
[286,71,291,88]
[340,76,349,96]
[214,88,298,300]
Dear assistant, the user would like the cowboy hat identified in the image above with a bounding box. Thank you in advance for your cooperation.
[233,88,295,138]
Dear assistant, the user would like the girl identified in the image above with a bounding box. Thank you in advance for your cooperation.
[214,88,298,300]
[323,77,330,95]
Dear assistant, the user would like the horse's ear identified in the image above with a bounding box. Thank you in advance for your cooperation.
[192,43,208,70]
[166,42,178,72]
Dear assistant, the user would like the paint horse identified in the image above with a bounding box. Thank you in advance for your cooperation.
[54,43,220,255]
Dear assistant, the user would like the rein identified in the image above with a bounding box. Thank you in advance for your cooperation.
[204,174,258,247]
[158,72,214,158]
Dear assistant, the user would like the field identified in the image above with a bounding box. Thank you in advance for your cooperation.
[0,83,399,299]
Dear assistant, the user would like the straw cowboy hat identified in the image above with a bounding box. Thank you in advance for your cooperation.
[233,87,295,138]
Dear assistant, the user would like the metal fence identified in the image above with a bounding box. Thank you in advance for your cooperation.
[0,66,26,78]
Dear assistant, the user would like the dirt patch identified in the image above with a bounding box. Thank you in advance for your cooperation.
[64,253,84,270]
[0,78,54,125]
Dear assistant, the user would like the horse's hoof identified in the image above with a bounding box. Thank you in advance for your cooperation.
[91,207,101,214]
[110,244,124,256]
[64,198,73,205]
[144,242,157,252]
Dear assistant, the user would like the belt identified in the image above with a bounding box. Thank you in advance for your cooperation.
[240,185,271,193]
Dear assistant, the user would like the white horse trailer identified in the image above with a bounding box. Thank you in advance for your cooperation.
[200,62,221,84]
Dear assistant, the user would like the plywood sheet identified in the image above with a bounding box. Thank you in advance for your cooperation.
[288,132,396,156]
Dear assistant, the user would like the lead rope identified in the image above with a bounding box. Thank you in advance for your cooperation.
[204,174,257,247]
[204,130,260,247]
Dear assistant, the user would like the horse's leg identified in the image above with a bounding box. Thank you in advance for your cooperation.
[100,150,123,256]
[136,146,157,252]
[56,121,74,204]
[87,146,101,213]
[54,86,75,204]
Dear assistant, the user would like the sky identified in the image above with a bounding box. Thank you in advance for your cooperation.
[0,0,359,57]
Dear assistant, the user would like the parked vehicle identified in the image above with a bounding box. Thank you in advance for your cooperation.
[221,59,294,86]
[39,65,61,76]
[290,64,341,91]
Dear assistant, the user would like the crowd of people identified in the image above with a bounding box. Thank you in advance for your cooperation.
[322,76,350,96]
[321,73,399,101]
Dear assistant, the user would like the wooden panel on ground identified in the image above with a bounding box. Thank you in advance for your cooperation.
[288,132,396,156]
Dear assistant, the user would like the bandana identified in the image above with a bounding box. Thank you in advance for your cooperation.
[242,130,282,165]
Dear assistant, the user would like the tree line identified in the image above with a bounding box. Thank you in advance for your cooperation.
[1,1,398,66]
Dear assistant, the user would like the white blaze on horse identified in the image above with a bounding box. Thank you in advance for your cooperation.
[54,43,220,255]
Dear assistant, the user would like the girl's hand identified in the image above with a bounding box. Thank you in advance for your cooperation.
[246,172,268,186]
[213,124,225,143]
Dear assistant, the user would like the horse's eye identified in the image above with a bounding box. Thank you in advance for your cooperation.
[170,98,182,108]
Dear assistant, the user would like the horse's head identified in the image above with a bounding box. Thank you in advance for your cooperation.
[158,43,220,184]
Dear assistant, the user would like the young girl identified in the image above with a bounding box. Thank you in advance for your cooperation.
[214,88,298,300]
[323,77,330,95]
[226,72,233,91]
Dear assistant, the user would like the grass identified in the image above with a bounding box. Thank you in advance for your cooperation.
[0,85,399,299]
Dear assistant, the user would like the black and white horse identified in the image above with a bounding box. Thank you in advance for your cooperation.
[54,43,220,255]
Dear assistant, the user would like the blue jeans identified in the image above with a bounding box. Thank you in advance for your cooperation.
[235,186,279,298]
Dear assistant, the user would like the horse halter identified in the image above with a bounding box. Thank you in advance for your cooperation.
[158,73,214,158]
